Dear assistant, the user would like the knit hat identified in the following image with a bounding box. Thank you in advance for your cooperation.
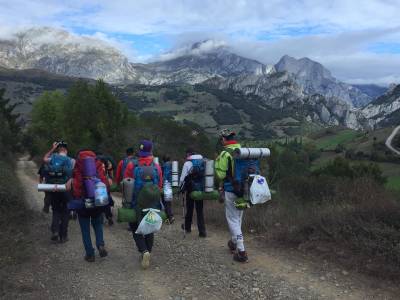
[139,140,153,157]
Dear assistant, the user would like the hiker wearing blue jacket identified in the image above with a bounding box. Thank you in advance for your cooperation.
[43,141,73,243]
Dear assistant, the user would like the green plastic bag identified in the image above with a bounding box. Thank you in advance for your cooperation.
[190,190,219,201]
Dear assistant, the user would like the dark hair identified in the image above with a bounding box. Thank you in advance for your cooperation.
[162,155,171,162]
[126,147,134,156]
[186,147,195,156]
[225,135,236,141]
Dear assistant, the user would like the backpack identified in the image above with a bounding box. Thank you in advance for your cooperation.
[72,150,108,200]
[45,154,72,184]
[132,162,161,220]
[223,149,260,198]
[162,161,172,182]
[122,157,138,179]
[186,158,205,192]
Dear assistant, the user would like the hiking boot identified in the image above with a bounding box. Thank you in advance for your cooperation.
[42,205,50,214]
[98,246,108,258]
[141,251,151,269]
[233,251,248,263]
[84,255,95,263]
[228,240,237,253]
[50,234,59,242]
[107,217,114,226]
[181,224,191,233]
[165,217,175,225]
[199,232,207,238]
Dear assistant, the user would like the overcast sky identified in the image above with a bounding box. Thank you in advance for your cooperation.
[0,0,400,85]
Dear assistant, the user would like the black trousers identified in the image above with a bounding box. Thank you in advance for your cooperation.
[184,193,206,234]
[49,192,71,238]
[129,222,154,253]
[162,199,173,219]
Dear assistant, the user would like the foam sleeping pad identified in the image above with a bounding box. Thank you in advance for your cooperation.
[117,207,167,223]
[190,190,219,201]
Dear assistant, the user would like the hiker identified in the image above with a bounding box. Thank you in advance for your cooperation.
[180,148,207,238]
[98,155,115,226]
[129,140,163,269]
[43,141,73,243]
[71,150,109,262]
[215,129,248,262]
[162,155,175,224]
[115,147,137,185]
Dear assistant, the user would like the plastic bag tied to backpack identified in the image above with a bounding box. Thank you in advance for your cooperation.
[135,208,163,235]
[249,175,271,205]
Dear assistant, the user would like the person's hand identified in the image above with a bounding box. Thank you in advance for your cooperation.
[52,141,59,150]
[65,179,73,191]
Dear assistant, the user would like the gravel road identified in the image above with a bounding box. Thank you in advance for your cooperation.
[2,159,398,300]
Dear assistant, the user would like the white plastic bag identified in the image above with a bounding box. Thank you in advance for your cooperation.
[135,209,163,235]
[249,175,271,205]
[163,180,173,202]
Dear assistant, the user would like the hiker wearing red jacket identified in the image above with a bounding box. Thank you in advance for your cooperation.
[115,147,137,185]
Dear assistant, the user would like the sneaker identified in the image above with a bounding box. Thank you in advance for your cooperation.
[50,234,59,242]
[84,255,95,263]
[233,251,248,263]
[98,246,108,258]
[141,251,151,269]
[199,232,207,238]
[228,240,237,253]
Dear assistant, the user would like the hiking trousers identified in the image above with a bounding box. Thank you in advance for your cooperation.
[129,222,154,253]
[162,199,173,219]
[49,192,70,239]
[225,192,245,251]
[184,193,206,235]
[78,214,105,257]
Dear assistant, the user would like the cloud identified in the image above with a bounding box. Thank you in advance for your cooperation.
[0,0,399,83]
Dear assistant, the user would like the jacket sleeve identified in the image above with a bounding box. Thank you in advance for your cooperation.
[125,162,135,179]
[215,151,230,183]
[156,164,163,189]
[115,160,123,185]
[179,161,191,187]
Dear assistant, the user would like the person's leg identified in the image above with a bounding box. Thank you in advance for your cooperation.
[144,233,154,252]
[59,193,70,241]
[91,214,105,248]
[184,193,195,232]
[51,209,60,240]
[195,199,206,236]
[43,192,50,213]
[78,215,95,257]
[224,192,245,251]
[130,222,148,253]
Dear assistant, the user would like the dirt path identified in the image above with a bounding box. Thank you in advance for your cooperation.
[385,125,400,155]
[6,158,399,299]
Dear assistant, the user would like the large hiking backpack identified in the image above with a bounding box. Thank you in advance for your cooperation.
[122,157,138,178]
[132,162,161,220]
[186,158,205,192]
[45,154,72,184]
[223,149,260,198]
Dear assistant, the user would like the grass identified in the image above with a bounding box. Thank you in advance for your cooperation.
[386,176,400,192]
[314,129,361,150]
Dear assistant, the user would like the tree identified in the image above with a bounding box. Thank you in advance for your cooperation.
[0,88,21,156]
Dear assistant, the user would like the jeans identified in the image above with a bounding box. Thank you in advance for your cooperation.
[78,214,105,256]
[162,199,173,219]
[129,222,154,253]
[49,192,70,239]
[184,193,206,234]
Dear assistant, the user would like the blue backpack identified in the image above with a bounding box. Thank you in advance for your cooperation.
[186,159,205,192]
[223,151,260,197]
[45,154,72,184]
[122,157,138,178]
[132,162,161,211]
[162,161,172,182]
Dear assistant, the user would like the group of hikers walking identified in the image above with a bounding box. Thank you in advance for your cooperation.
[37,129,271,268]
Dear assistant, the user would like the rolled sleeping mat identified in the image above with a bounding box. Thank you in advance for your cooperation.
[171,161,179,187]
[82,157,97,177]
[204,159,214,192]
[190,190,219,201]
[153,157,159,165]
[122,178,134,207]
[84,178,96,198]
[234,148,270,159]
[117,207,167,223]
[38,183,67,192]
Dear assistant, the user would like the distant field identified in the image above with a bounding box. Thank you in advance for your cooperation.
[314,129,361,150]
[386,176,400,192]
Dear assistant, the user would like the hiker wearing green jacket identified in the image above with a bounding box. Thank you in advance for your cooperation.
[215,129,248,263]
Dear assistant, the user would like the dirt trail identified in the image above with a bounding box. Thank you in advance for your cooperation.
[5,158,399,299]
[385,125,400,155]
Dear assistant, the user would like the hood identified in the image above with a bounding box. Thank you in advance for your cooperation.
[187,154,203,160]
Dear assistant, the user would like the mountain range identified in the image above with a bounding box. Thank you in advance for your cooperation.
[0,27,397,138]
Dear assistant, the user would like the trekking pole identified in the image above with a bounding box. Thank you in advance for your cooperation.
[181,192,186,239]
